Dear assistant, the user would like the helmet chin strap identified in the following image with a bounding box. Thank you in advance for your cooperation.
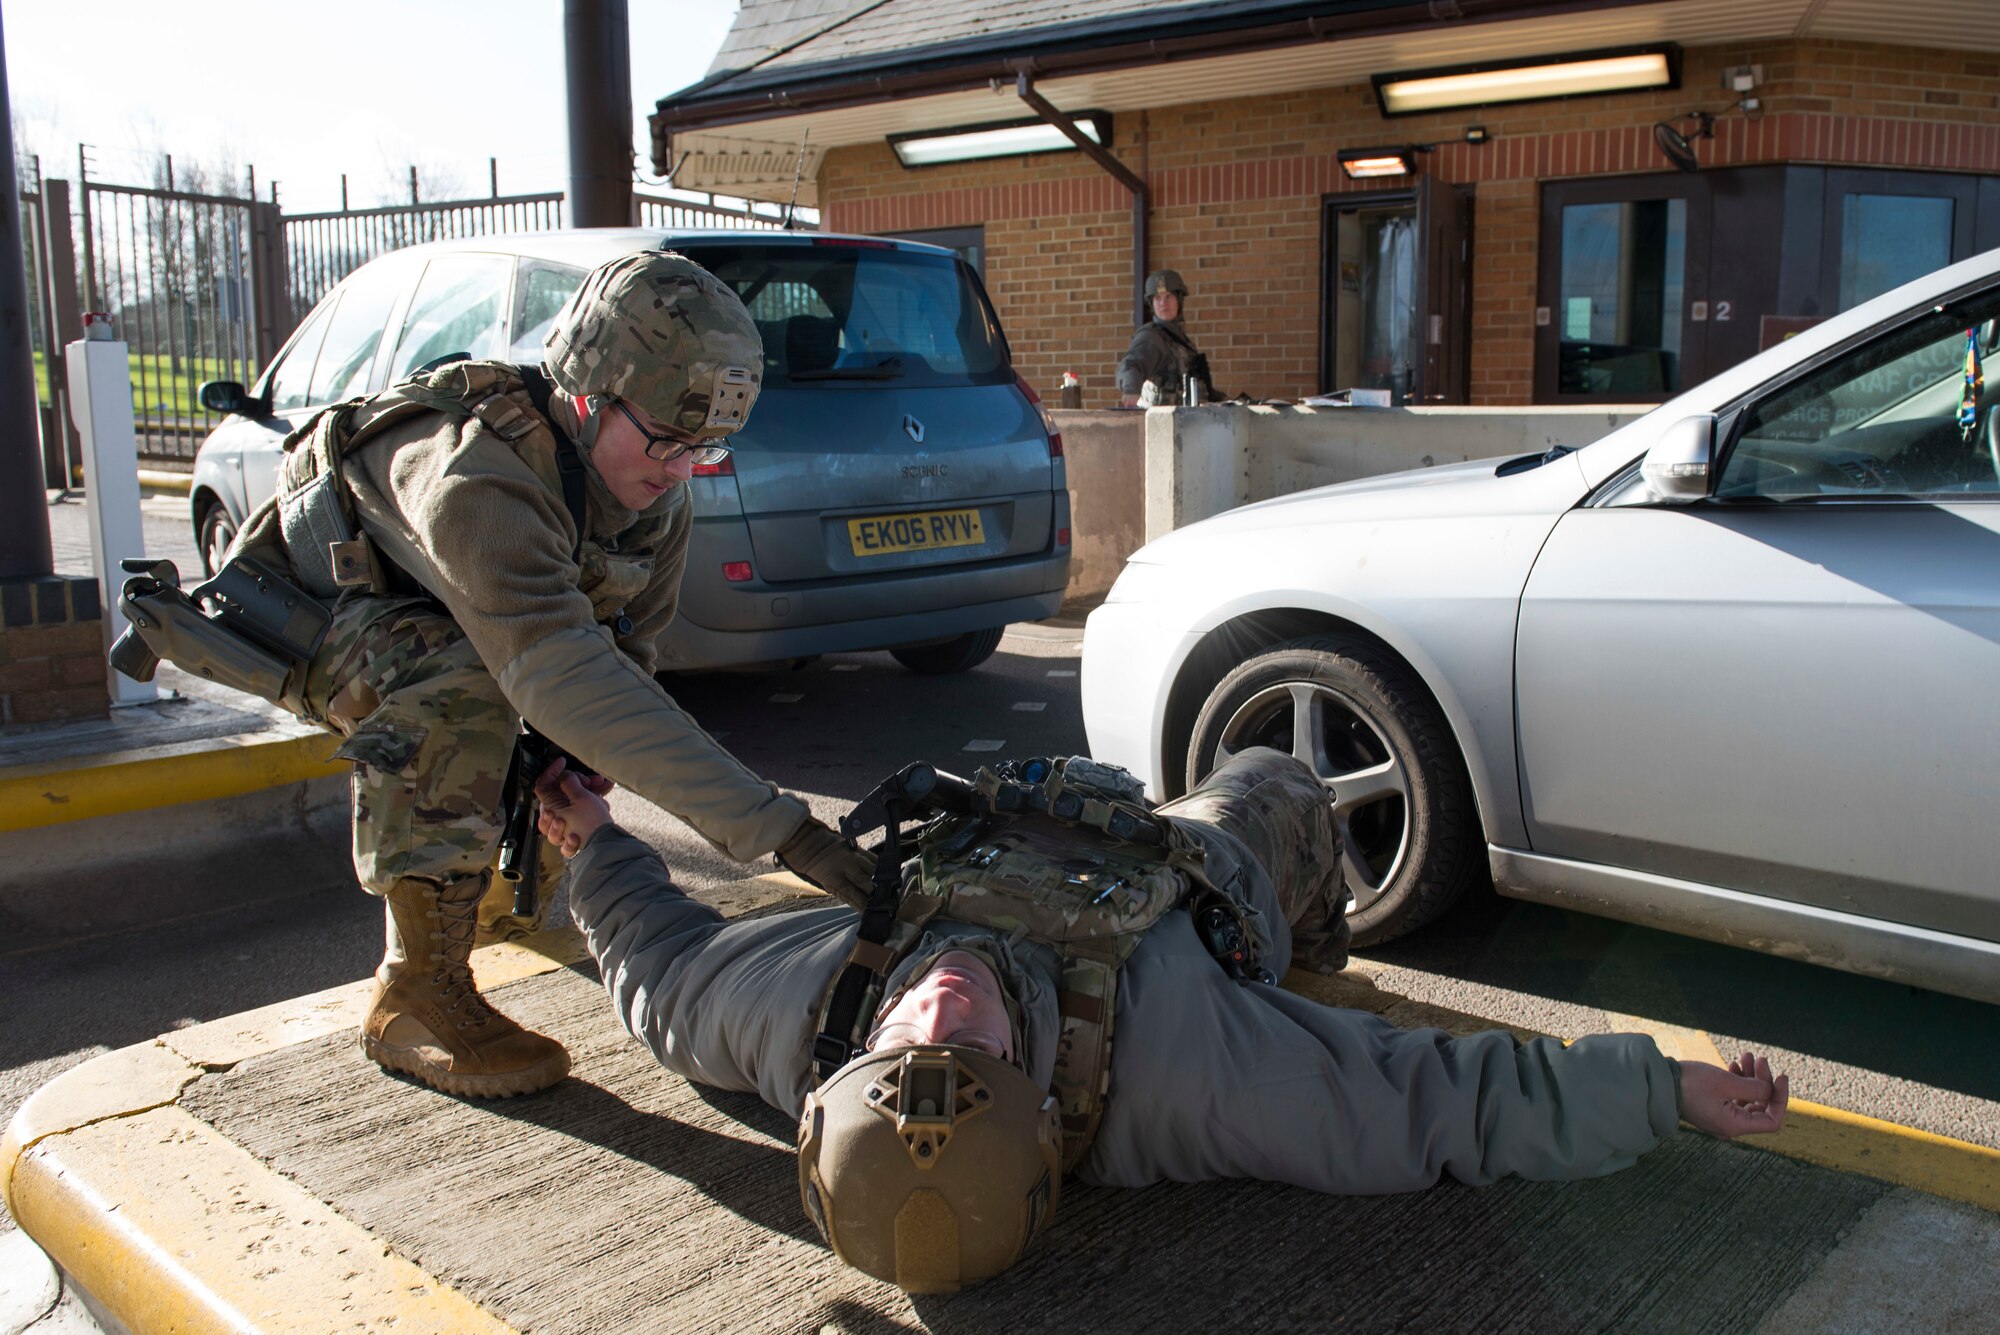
[572,392,603,450]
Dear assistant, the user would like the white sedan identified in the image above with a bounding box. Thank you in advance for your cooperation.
[1083,250,2000,1005]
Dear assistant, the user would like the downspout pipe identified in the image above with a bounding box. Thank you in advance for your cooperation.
[1014,72,1148,328]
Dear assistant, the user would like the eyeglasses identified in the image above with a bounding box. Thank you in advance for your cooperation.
[611,398,731,465]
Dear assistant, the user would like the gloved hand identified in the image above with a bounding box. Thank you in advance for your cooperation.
[775,815,877,909]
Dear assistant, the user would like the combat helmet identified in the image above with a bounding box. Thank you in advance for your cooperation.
[542,250,762,443]
[798,1045,1061,1292]
[1144,268,1188,300]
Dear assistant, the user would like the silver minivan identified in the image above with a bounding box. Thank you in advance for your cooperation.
[192,229,1071,672]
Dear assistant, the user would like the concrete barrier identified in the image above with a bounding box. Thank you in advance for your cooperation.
[1144,403,1651,539]
[1050,409,1146,606]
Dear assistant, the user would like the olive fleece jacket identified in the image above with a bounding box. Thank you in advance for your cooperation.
[341,408,808,862]
[568,821,1684,1194]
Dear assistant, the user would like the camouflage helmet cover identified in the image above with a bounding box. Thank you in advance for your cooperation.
[798,1045,1061,1293]
[543,250,763,439]
[1144,268,1188,299]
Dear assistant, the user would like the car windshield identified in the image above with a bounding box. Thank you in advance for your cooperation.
[675,241,1011,389]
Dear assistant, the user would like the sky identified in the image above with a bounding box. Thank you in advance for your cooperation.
[4,0,744,213]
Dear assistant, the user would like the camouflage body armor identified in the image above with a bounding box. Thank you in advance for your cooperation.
[816,756,1273,1171]
[254,359,670,634]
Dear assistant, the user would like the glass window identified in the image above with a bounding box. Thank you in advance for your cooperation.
[1558,199,1687,396]
[509,260,588,361]
[1838,194,1954,311]
[268,301,333,415]
[387,254,513,382]
[308,262,405,406]
[1717,289,2000,500]
[677,242,1009,388]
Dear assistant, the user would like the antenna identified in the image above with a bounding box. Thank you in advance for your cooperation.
[783,127,810,231]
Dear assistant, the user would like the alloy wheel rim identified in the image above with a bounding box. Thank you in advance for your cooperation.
[1211,680,1412,914]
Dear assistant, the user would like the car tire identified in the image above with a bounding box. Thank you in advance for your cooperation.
[890,627,1005,674]
[198,500,238,578]
[1185,634,1478,947]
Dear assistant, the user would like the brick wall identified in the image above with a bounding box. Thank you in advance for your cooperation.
[820,39,2000,405]
[0,576,110,725]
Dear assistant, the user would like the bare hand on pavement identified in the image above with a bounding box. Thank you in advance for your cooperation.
[1680,1050,1790,1139]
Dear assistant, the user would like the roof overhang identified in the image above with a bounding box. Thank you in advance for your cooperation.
[655,0,2000,207]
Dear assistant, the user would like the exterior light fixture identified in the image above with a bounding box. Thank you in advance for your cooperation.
[1338,146,1428,180]
[1373,45,1680,117]
[889,112,1111,168]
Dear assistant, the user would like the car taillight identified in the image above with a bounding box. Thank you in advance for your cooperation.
[1057,526,1070,548]
[1015,372,1063,458]
[693,455,734,477]
[722,561,753,582]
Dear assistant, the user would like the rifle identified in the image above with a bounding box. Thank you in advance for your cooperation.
[495,725,598,920]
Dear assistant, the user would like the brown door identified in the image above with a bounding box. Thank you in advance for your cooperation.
[1535,173,1712,403]
[1320,179,1472,404]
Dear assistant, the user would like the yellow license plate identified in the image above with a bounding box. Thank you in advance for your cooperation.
[847,508,986,556]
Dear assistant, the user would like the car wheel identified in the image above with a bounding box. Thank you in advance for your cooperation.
[198,500,238,577]
[1185,634,1478,946]
[890,627,1005,674]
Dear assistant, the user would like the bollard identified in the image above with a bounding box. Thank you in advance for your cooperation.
[64,336,157,706]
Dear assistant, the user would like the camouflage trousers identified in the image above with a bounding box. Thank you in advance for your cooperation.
[295,596,562,920]
[1156,747,1352,973]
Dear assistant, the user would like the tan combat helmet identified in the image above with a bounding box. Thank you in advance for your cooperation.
[542,250,762,441]
[798,1045,1061,1293]
[1145,268,1188,299]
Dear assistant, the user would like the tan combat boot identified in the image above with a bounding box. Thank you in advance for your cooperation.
[361,875,571,1097]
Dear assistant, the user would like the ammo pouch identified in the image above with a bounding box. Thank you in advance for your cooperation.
[109,557,332,703]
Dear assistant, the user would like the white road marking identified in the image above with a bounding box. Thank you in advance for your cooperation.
[963,739,1005,752]
[769,693,804,703]
[832,663,862,672]
[1011,702,1047,712]
[1046,669,1077,677]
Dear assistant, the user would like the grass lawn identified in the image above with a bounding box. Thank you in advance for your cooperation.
[32,348,259,418]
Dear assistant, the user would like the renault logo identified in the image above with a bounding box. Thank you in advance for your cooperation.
[902,414,926,443]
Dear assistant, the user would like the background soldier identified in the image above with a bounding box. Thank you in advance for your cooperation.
[535,747,1790,1292]
[1118,268,1217,406]
[225,251,874,1099]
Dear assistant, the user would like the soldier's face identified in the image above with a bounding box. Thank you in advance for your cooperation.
[866,949,1014,1061]
[1151,290,1181,321]
[591,398,699,509]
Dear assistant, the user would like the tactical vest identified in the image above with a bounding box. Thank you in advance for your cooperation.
[815,757,1273,1173]
[266,360,671,629]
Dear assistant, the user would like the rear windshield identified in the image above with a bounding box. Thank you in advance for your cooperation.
[676,242,1011,389]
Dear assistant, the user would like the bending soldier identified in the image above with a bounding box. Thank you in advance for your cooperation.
[216,251,874,1099]
[536,747,1790,1293]
[1118,268,1216,406]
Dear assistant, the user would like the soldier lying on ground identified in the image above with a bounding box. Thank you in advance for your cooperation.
[219,251,874,1099]
[534,747,1789,1293]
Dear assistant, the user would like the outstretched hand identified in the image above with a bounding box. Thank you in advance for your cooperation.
[535,757,613,857]
[1680,1050,1790,1138]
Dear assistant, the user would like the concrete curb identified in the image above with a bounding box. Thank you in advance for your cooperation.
[0,729,345,833]
[4,878,1995,1334]
[0,876,815,1335]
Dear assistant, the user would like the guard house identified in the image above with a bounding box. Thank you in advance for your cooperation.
[653,0,2000,410]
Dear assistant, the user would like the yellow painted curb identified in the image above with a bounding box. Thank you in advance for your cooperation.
[0,731,345,832]
[137,469,193,494]
[1771,1098,2000,1214]
[11,1106,515,1335]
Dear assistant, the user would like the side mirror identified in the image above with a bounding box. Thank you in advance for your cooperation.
[1639,414,1717,503]
[198,380,261,416]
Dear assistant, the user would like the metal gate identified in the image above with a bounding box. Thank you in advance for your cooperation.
[27,157,814,468]
[76,174,274,464]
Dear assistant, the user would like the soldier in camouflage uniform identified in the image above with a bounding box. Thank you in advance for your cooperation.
[1118,269,1216,406]
[229,250,875,1099]
[535,746,1789,1292]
